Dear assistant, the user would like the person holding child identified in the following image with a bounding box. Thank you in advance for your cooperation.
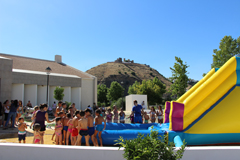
[34,104,55,144]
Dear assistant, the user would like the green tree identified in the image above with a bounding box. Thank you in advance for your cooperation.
[169,57,189,99]
[128,77,166,105]
[54,87,64,101]
[97,84,108,103]
[116,127,185,160]
[107,81,124,102]
[211,36,240,69]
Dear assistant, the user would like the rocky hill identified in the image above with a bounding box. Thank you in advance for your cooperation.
[86,58,172,96]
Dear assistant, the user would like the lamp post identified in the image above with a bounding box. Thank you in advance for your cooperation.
[121,81,124,109]
[46,67,52,106]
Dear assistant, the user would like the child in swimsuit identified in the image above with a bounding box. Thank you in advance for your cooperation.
[106,109,113,123]
[33,123,42,144]
[30,106,39,129]
[55,117,63,145]
[66,113,73,145]
[113,105,118,123]
[94,109,106,147]
[143,112,149,124]
[85,109,95,146]
[128,112,134,124]
[75,110,90,146]
[119,108,125,124]
[63,112,69,145]
[18,117,27,143]
[157,105,163,124]
[149,106,156,123]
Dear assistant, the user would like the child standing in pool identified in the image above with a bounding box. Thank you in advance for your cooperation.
[55,117,63,145]
[94,109,106,147]
[106,108,113,123]
[18,117,27,143]
[66,113,73,145]
[33,123,42,144]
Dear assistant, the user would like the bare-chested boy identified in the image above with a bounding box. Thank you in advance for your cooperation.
[55,101,62,117]
[85,109,95,146]
[68,106,74,118]
[75,110,90,146]
[72,103,77,113]
[94,109,106,147]
[63,112,70,145]
[72,110,80,145]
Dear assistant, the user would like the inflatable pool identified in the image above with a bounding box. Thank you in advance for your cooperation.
[82,123,167,145]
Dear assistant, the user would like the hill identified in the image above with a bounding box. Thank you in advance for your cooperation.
[86,58,172,96]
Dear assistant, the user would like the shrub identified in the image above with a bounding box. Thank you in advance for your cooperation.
[150,68,153,71]
[110,97,125,110]
[131,72,136,76]
[116,128,185,160]
[125,72,127,74]
[118,71,121,74]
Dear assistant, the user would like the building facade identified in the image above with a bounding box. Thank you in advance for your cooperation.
[0,54,97,110]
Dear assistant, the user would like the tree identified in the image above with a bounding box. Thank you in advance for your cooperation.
[97,84,108,103]
[54,87,64,101]
[169,57,189,99]
[107,81,124,102]
[211,36,240,69]
[128,77,166,105]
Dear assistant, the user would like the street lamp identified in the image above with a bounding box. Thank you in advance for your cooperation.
[121,81,124,110]
[46,67,52,106]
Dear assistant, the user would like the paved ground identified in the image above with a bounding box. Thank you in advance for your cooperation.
[0,109,153,145]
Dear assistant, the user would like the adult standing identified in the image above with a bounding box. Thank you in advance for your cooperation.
[93,103,96,116]
[52,101,56,115]
[4,100,19,129]
[132,100,143,124]
[3,100,10,128]
[16,100,24,126]
[113,105,118,123]
[142,101,146,110]
[34,104,54,144]
[0,102,3,127]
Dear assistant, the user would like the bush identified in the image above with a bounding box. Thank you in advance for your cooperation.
[125,72,127,74]
[118,71,121,74]
[110,97,125,110]
[116,128,185,160]
[150,68,153,71]
[131,72,136,76]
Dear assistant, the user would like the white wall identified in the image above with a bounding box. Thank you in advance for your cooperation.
[24,84,37,106]
[81,79,94,110]
[49,86,58,108]
[11,83,24,104]
[126,94,148,111]
[1,144,240,160]
[71,87,81,110]
[62,86,71,102]
[37,85,47,105]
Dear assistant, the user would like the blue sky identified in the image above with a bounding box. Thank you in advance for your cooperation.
[0,0,239,80]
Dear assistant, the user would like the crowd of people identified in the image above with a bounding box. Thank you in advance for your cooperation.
[0,99,164,146]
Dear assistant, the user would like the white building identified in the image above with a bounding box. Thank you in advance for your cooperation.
[125,94,147,111]
[0,53,97,110]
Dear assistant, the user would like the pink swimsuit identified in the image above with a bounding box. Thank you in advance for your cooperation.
[68,123,73,133]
